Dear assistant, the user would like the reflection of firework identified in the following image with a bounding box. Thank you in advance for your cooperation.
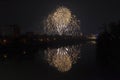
[44,6,80,35]
[44,45,80,72]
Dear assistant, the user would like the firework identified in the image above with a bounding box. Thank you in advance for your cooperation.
[44,45,80,72]
[44,6,80,35]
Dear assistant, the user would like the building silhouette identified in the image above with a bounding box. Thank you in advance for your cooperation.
[0,24,20,37]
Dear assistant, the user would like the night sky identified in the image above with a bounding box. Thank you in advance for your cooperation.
[0,0,120,34]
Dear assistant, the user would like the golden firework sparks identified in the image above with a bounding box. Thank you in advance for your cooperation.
[44,6,80,35]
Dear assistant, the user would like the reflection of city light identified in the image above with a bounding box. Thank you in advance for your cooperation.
[44,6,80,36]
[53,38,56,40]
[47,38,49,41]
[39,39,43,42]
[3,39,7,43]
[3,54,7,58]
[23,51,26,54]
[44,45,80,72]
[90,41,96,44]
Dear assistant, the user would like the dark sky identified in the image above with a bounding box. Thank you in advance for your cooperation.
[0,0,120,34]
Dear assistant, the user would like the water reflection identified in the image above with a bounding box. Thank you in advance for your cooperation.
[44,45,81,72]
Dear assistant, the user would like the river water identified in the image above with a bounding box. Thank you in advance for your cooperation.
[0,41,119,80]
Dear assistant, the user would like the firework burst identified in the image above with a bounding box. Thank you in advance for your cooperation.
[44,6,80,35]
